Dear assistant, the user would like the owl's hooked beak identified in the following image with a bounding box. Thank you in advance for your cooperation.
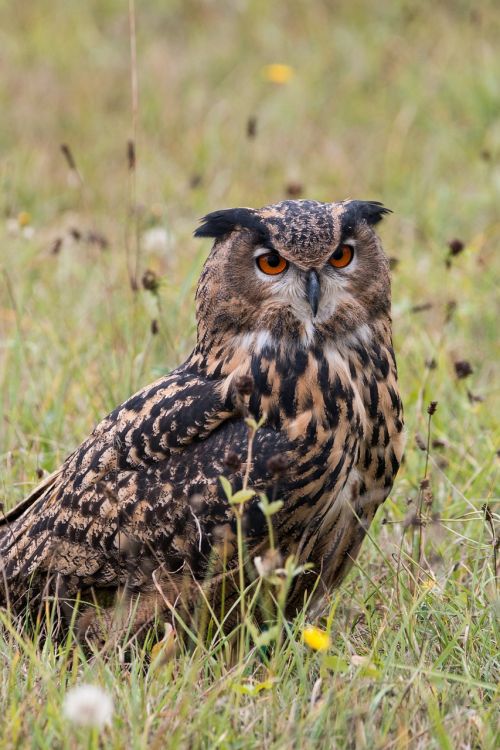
[305,270,320,317]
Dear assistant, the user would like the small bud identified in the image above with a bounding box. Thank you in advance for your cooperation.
[234,374,254,397]
[224,450,241,473]
[427,401,438,415]
[151,319,159,335]
[454,360,473,379]
[425,358,437,370]
[36,467,44,479]
[266,454,290,476]
[423,488,433,507]
[431,438,447,449]
[86,230,109,250]
[411,302,433,314]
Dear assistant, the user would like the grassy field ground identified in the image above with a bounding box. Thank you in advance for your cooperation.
[0,1,499,747]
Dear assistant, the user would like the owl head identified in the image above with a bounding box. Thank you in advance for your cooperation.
[194,199,392,351]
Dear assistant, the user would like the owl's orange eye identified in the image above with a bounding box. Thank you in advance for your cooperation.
[256,252,288,275]
[329,244,354,269]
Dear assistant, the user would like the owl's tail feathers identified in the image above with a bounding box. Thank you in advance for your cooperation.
[0,469,63,608]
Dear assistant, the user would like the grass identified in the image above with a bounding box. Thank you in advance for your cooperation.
[0,0,499,747]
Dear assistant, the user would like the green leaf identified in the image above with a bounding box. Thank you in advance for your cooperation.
[219,476,232,500]
[261,500,283,517]
[229,489,255,505]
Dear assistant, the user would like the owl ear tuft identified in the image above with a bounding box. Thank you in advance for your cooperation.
[342,200,392,230]
[194,208,268,242]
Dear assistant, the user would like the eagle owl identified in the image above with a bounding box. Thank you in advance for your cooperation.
[0,199,404,637]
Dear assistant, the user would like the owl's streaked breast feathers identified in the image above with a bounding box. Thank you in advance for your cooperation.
[0,199,404,632]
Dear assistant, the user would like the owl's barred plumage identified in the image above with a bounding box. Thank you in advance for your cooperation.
[0,199,404,636]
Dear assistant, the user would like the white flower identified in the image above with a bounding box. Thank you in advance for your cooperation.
[6,218,19,235]
[22,226,35,239]
[142,226,169,255]
[63,684,113,729]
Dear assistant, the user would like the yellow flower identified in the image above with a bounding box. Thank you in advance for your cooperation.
[302,625,331,651]
[262,64,294,84]
[17,211,31,227]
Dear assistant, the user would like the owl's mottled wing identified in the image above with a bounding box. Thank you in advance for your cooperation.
[0,363,264,602]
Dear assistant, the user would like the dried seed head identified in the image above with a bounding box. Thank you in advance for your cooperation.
[445,300,457,322]
[234,374,254,397]
[189,173,202,189]
[285,181,303,198]
[246,116,257,139]
[420,478,430,490]
[411,302,433,314]
[425,358,437,370]
[427,401,438,416]
[432,438,447,449]
[142,269,160,293]
[224,450,241,473]
[127,139,136,170]
[60,143,77,171]
[448,238,465,256]
[151,319,159,335]
[51,237,63,255]
[266,454,290,476]
[454,360,473,379]
[86,230,109,250]
[415,433,426,451]
[467,389,483,404]
[403,511,422,529]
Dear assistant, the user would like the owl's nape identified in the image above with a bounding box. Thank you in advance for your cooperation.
[0,198,403,643]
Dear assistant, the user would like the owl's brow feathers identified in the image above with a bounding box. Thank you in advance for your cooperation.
[194,200,391,250]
